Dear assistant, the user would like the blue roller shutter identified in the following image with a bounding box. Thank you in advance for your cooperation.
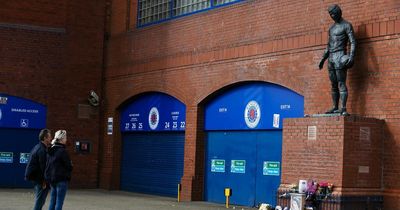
[121,132,184,197]
[120,92,186,197]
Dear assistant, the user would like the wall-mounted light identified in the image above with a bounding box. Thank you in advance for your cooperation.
[88,90,99,107]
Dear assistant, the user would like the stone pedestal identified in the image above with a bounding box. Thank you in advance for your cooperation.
[279,115,384,209]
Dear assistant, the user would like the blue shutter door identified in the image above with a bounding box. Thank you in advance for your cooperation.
[120,132,185,197]
[205,131,282,207]
[255,131,283,206]
[204,82,304,207]
[205,131,257,206]
[0,128,39,188]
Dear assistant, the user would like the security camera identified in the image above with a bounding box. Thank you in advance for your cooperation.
[88,90,99,106]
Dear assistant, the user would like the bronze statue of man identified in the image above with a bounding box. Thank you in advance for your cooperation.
[319,4,356,116]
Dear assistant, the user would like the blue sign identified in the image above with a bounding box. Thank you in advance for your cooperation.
[0,94,47,129]
[205,82,304,130]
[120,92,186,132]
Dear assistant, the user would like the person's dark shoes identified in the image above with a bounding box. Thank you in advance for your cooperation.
[325,107,339,114]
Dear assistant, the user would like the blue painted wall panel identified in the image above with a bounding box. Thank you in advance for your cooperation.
[205,82,304,130]
[0,94,47,129]
[120,93,186,132]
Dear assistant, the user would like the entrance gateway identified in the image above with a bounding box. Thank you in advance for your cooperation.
[120,92,186,197]
[204,82,304,207]
[0,94,47,188]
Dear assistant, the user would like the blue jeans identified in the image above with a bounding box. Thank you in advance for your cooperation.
[33,183,49,210]
[48,181,68,210]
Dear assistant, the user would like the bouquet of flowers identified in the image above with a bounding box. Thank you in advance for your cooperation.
[305,180,334,209]
[305,180,318,201]
[317,181,334,199]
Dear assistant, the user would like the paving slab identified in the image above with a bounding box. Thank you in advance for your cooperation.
[0,189,256,210]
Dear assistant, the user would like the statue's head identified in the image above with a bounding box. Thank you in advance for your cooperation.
[328,4,342,22]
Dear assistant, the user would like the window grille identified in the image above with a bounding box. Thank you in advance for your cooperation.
[137,0,242,27]
[138,0,171,25]
[213,0,237,6]
[173,0,211,16]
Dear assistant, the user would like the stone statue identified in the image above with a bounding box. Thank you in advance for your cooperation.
[318,4,356,116]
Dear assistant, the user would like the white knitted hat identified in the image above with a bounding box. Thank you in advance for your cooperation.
[51,130,67,144]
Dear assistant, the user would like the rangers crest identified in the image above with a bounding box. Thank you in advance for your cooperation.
[148,107,159,130]
[244,100,261,128]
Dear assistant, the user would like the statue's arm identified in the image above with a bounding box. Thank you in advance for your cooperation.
[322,47,329,60]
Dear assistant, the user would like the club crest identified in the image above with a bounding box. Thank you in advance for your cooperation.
[244,100,261,128]
[148,107,159,130]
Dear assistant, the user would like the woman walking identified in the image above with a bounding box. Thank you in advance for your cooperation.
[45,130,73,210]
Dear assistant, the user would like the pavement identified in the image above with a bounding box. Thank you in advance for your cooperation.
[0,188,256,210]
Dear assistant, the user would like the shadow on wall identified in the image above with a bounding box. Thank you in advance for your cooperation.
[381,121,399,210]
[349,30,379,116]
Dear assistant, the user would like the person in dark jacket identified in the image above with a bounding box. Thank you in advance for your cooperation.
[25,128,52,210]
[45,130,73,210]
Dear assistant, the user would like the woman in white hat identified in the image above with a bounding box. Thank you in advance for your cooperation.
[45,130,73,210]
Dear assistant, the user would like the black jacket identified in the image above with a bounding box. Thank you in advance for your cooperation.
[45,143,73,184]
[25,142,47,184]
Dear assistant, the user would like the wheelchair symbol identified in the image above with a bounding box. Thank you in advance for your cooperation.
[20,119,29,128]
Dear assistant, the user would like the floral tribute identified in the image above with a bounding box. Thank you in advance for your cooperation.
[305,180,334,209]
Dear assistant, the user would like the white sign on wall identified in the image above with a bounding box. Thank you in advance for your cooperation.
[308,126,317,140]
[273,114,280,128]
[107,117,113,135]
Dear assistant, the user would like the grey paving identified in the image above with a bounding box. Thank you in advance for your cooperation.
[0,189,256,210]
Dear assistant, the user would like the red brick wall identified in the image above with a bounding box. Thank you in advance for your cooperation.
[102,0,400,206]
[0,0,105,188]
[281,116,384,195]
[108,0,400,67]
[0,0,67,27]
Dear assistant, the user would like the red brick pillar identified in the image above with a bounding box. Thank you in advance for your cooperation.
[280,116,384,205]
[99,111,122,190]
[180,105,205,201]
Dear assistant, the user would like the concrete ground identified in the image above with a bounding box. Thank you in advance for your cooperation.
[0,188,256,210]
